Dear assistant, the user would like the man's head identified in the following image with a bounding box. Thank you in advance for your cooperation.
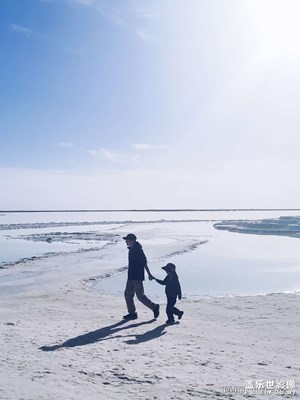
[123,233,137,248]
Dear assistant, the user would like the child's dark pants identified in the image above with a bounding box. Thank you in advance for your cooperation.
[166,296,181,321]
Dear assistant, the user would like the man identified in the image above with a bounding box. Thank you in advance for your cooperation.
[123,233,160,320]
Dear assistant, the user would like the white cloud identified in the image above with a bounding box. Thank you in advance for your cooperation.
[10,24,35,36]
[96,5,128,28]
[66,0,96,6]
[56,142,73,148]
[133,5,161,20]
[89,148,122,163]
[63,0,162,44]
[10,23,49,40]
[132,143,168,151]
[135,29,155,42]
[88,145,166,164]
[65,0,127,28]
[134,3,161,41]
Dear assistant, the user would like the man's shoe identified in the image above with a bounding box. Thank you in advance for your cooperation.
[153,304,160,319]
[178,311,184,320]
[166,319,175,324]
[123,313,138,320]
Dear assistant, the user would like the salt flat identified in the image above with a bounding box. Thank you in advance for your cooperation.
[0,218,299,399]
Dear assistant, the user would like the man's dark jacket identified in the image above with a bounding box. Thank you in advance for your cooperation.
[156,271,182,299]
[127,241,147,280]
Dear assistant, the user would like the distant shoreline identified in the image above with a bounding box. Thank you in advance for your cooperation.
[1,208,300,213]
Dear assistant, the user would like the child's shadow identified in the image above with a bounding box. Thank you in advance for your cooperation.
[39,319,156,351]
[124,323,168,344]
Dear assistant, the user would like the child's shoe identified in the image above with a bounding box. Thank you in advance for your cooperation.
[178,311,184,320]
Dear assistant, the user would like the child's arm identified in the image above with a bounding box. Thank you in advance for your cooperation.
[155,277,168,285]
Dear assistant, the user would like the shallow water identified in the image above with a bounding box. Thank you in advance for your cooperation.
[1,209,300,265]
[1,209,300,225]
[0,224,119,265]
[1,210,300,297]
[94,222,300,298]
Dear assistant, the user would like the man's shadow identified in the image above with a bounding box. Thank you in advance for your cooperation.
[39,319,166,351]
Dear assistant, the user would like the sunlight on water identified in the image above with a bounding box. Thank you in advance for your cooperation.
[93,227,300,298]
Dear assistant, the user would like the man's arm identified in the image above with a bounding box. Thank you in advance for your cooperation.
[178,281,182,300]
[144,264,154,280]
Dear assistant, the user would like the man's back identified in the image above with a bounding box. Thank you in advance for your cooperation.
[128,241,147,280]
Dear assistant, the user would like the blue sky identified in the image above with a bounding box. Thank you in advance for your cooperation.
[1,0,300,209]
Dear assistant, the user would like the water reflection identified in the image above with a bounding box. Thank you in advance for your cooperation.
[94,228,300,297]
[2,211,300,297]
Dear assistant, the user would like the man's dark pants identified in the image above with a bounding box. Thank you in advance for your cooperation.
[125,280,156,314]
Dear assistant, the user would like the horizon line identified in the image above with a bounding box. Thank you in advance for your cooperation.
[1,208,300,213]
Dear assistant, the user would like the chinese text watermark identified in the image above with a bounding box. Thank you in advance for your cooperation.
[223,379,296,396]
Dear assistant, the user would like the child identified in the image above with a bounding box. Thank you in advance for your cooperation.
[154,263,184,324]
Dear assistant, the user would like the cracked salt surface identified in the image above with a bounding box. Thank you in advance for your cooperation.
[214,215,300,238]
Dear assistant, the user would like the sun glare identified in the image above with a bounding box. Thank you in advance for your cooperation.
[253,0,300,56]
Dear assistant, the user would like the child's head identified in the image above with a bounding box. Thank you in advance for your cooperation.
[162,263,176,274]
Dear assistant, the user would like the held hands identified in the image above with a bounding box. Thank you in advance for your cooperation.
[149,274,158,281]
